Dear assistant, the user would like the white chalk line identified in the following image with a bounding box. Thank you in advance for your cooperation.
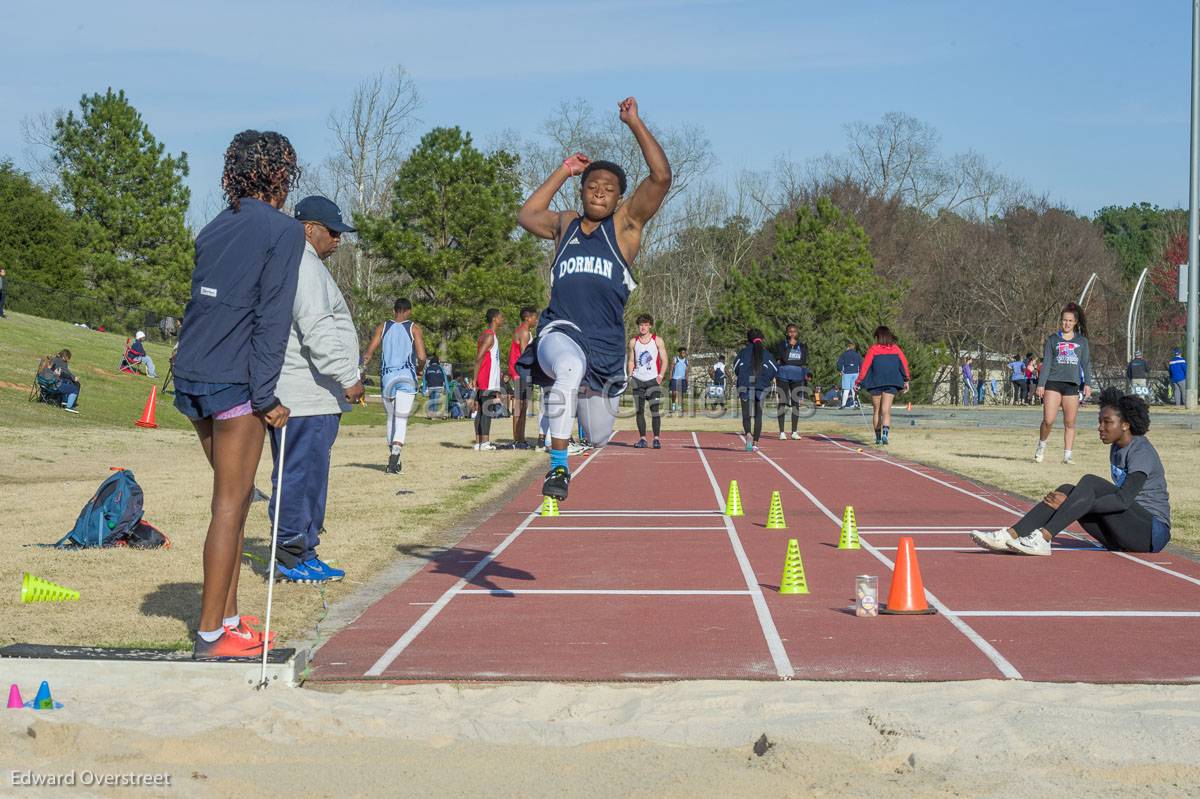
[692,432,795,680]
[528,525,727,531]
[949,610,1200,618]
[363,446,606,677]
[818,434,1200,589]
[458,589,753,596]
[750,443,1023,680]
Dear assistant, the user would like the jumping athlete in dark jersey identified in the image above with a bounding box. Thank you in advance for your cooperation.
[517,96,672,501]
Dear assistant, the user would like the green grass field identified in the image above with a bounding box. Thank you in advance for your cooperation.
[0,310,408,431]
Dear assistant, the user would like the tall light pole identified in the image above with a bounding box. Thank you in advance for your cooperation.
[1189,0,1200,408]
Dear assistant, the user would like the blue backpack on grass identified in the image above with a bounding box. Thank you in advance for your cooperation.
[56,469,146,548]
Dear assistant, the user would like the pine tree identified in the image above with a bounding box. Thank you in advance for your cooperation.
[357,127,544,363]
[705,197,903,382]
[0,161,86,299]
[53,88,192,329]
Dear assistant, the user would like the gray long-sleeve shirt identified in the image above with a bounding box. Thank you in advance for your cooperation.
[274,242,361,417]
[1037,332,1092,388]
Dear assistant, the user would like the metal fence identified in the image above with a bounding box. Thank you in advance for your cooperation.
[3,277,177,340]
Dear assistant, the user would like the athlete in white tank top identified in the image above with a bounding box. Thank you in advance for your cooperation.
[632,335,660,382]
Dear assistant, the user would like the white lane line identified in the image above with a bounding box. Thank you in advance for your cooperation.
[819,434,1200,589]
[529,525,728,531]
[860,526,997,531]
[458,589,753,596]
[363,447,605,677]
[873,546,1104,552]
[753,448,1023,680]
[553,510,721,516]
[692,432,795,680]
[950,610,1200,618]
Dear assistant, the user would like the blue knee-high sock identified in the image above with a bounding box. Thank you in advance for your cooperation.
[549,447,569,472]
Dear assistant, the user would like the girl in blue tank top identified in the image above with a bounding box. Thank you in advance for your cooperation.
[516,96,672,503]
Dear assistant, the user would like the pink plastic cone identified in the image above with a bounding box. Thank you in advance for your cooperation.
[6,684,23,709]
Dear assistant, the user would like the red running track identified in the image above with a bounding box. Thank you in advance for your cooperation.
[310,430,1200,683]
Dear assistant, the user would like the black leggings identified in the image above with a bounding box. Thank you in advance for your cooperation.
[1012,474,1155,551]
[474,390,500,438]
[776,379,803,433]
[740,393,765,441]
[632,379,663,438]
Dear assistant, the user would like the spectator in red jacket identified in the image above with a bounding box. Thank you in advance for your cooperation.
[855,326,910,446]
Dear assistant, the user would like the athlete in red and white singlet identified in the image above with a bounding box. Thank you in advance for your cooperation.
[473,309,504,449]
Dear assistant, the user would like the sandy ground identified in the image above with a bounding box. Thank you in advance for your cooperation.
[2,674,1198,798]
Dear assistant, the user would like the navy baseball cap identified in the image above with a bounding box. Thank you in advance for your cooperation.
[294,196,356,233]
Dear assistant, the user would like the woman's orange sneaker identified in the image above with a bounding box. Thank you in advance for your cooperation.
[192,629,264,660]
[232,615,276,646]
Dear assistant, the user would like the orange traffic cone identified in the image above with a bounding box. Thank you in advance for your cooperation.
[135,386,159,429]
[880,536,936,615]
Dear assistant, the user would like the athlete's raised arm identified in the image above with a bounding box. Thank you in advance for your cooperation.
[618,97,672,228]
[518,153,590,241]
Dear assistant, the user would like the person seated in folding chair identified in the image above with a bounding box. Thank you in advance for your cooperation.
[47,350,81,413]
[120,331,157,378]
[30,355,66,407]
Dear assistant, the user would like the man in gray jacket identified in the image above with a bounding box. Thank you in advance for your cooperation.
[268,196,364,584]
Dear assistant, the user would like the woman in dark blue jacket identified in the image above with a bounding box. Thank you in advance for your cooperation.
[732,329,779,452]
[172,131,304,660]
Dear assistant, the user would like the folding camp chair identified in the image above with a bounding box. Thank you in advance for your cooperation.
[118,338,145,375]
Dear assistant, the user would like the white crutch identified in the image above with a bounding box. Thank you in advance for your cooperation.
[257,423,287,689]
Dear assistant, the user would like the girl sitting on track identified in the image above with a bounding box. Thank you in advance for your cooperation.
[1033,302,1092,464]
[971,387,1171,556]
[855,326,910,446]
[732,329,778,452]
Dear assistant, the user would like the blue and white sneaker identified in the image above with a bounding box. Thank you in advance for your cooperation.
[304,558,345,582]
[275,562,317,583]
[634,438,648,449]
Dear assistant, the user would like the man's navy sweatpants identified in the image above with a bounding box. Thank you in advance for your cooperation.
[268,414,341,568]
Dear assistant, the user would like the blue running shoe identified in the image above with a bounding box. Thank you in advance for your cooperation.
[634,438,648,449]
[275,561,316,583]
[652,438,662,449]
[304,558,345,582]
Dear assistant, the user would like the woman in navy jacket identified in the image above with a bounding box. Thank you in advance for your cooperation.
[172,131,304,660]
[732,328,779,452]
[855,326,910,446]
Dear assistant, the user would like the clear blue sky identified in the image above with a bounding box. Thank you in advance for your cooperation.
[2,0,1192,224]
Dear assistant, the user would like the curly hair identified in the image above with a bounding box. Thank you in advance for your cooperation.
[1061,302,1088,337]
[1099,387,1150,436]
[221,130,301,212]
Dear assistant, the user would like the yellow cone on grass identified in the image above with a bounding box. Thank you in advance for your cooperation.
[838,505,860,550]
[539,495,560,517]
[20,572,79,604]
[766,490,787,529]
[724,480,743,517]
[779,539,809,594]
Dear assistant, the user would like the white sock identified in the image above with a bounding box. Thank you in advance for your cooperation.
[390,443,402,455]
[1063,449,1072,459]
[223,615,240,629]
[198,628,223,643]
[1035,440,1046,451]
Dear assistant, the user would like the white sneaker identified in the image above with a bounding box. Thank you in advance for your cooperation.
[63,406,80,414]
[1033,442,1045,463]
[479,442,497,451]
[790,431,802,440]
[970,528,1013,552]
[1062,451,1073,464]
[567,442,588,456]
[1007,531,1052,556]
[779,432,787,440]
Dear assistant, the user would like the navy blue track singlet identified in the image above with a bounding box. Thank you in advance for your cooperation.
[535,214,637,394]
